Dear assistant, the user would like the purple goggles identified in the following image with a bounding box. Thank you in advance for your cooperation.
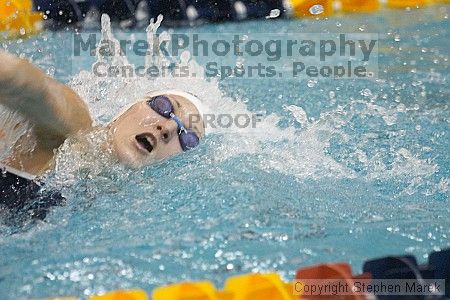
[147,95,200,151]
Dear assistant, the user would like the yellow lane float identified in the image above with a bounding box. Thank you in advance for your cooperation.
[0,0,43,38]
[223,273,298,300]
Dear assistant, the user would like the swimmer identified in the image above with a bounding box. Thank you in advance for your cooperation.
[0,50,205,220]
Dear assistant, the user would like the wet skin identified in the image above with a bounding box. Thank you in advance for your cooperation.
[108,94,205,168]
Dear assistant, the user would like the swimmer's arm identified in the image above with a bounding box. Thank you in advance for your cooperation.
[0,51,93,138]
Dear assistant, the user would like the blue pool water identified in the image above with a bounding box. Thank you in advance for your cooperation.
[0,6,449,299]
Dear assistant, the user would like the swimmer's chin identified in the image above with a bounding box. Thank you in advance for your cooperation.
[111,148,154,168]
[113,147,175,168]
[103,134,149,168]
[109,142,160,168]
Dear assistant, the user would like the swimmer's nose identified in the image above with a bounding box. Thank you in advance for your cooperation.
[156,119,178,143]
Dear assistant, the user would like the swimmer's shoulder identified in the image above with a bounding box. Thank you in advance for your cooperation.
[0,163,65,221]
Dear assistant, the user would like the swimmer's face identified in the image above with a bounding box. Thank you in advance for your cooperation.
[108,94,205,167]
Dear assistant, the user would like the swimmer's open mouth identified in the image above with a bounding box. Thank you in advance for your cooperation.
[135,133,156,153]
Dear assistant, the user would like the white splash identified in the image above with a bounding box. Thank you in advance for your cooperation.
[266,9,281,19]
[0,13,434,198]
[62,14,440,192]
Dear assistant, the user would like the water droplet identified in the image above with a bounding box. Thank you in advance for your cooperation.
[215,250,223,258]
[266,9,280,19]
[19,28,26,35]
[307,80,317,88]
[336,21,342,27]
[309,4,324,15]
[329,91,336,98]
[394,35,401,42]
[361,88,372,97]
[284,105,309,128]
[186,5,199,21]
[411,80,422,86]
[396,103,406,112]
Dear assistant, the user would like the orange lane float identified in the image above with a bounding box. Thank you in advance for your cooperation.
[89,289,148,300]
[295,262,371,300]
[385,0,430,8]
[340,0,381,13]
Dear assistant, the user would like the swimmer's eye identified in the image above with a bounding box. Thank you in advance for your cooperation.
[147,95,173,118]
[147,95,200,151]
[179,130,200,151]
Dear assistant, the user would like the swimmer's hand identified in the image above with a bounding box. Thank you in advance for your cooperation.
[0,51,93,139]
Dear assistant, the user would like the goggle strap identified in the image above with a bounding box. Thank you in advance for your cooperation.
[170,113,187,133]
